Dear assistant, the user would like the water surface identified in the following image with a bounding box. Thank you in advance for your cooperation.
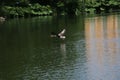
[0,14,120,80]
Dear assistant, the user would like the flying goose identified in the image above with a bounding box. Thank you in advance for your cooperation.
[51,29,66,39]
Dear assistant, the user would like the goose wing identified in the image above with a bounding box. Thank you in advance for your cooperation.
[58,29,66,36]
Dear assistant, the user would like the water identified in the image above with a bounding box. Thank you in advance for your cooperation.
[0,14,120,80]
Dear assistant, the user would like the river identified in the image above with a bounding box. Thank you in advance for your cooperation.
[0,13,120,80]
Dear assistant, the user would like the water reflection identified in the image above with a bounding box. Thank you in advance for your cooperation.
[85,14,120,80]
[60,43,66,63]
[60,43,66,54]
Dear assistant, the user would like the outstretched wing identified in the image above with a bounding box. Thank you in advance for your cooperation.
[58,29,66,36]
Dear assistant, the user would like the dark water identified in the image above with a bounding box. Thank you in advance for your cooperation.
[0,14,120,80]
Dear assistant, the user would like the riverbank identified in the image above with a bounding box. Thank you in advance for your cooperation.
[85,0,120,14]
[0,1,120,18]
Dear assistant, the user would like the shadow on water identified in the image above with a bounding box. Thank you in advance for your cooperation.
[0,13,120,80]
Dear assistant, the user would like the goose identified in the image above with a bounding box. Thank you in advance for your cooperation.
[51,29,66,39]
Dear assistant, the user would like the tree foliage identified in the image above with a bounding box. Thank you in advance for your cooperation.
[0,0,120,17]
[85,0,120,14]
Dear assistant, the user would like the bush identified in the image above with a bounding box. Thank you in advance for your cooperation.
[85,0,120,14]
[0,3,53,18]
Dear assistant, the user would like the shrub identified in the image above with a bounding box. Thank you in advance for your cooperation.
[0,3,53,17]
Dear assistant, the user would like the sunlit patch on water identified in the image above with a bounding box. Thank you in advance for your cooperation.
[85,14,120,80]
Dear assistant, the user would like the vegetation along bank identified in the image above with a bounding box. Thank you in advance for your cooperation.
[0,0,120,18]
